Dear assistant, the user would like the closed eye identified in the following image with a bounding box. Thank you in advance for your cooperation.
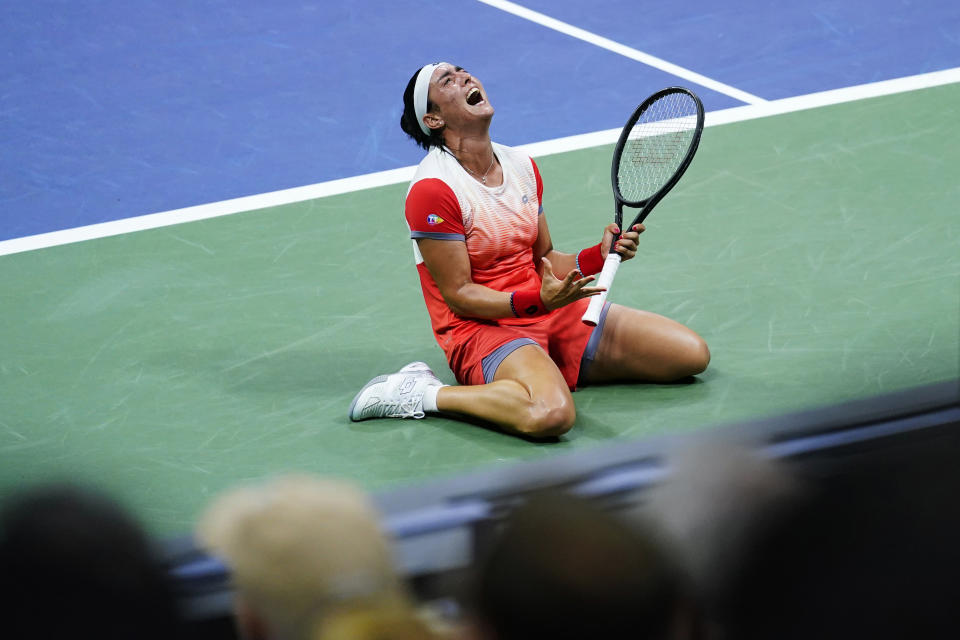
[439,66,465,87]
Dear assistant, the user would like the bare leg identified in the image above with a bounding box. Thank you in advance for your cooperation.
[351,306,704,436]
[435,344,575,439]
[583,304,710,384]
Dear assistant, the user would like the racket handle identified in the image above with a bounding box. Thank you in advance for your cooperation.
[581,253,621,326]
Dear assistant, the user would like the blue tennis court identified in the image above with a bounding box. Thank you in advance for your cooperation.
[4,0,958,242]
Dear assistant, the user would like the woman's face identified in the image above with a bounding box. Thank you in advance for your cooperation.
[425,63,494,132]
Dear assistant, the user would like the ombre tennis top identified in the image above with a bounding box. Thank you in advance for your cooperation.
[405,142,548,342]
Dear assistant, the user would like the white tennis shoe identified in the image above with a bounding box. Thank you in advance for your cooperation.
[348,361,444,421]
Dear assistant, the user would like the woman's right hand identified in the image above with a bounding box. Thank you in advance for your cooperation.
[538,256,605,311]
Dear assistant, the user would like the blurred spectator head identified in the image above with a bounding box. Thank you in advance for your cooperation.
[645,443,804,604]
[0,483,182,639]
[468,490,696,640]
[646,438,959,640]
[645,442,809,639]
[198,473,444,640]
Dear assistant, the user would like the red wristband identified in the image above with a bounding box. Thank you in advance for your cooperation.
[510,289,549,318]
[576,243,604,276]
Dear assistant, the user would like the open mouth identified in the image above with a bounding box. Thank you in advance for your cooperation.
[466,87,483,106]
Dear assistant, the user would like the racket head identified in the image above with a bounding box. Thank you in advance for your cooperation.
[611,87,704,216]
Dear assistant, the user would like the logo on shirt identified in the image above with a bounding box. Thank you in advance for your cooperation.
[426,213,445,225]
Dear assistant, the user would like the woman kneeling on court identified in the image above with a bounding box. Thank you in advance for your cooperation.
[349,63,709,439]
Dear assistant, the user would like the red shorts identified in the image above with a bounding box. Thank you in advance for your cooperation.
[443,299,611,391]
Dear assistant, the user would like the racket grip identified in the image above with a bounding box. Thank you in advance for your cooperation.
[581,253,621,326]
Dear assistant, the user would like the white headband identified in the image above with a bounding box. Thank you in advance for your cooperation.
[414,62,447,136]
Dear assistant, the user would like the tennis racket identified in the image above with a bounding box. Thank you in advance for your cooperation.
[581,87,704,326]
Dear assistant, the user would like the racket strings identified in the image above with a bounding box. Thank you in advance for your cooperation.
[617,94,698,203]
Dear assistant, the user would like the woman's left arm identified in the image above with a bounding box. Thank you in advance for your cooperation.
[533,213,644,277]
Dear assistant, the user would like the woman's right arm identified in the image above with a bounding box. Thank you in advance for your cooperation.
[417,238,602,319]
[416,237,515,319]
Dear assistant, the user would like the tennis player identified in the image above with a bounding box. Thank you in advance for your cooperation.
[349,63,709,438]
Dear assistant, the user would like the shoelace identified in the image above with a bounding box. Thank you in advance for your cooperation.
[378,397,424,419]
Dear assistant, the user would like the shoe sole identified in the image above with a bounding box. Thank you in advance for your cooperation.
[348,375,389,422]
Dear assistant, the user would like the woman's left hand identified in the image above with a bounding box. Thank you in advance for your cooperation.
[601,222,645,262]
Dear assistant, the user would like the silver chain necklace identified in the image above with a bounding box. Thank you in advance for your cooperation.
[461,153,496,184]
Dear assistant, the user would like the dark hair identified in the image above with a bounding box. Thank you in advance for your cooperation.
[0,484,183,639]
[470,492,692,640]
[400,66,445,151]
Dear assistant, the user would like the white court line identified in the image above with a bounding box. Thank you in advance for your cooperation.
[520,67,960,158]
[476,0,768,105]
[1,67,957,258]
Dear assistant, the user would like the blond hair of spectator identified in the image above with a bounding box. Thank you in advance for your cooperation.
[197,474,446,640]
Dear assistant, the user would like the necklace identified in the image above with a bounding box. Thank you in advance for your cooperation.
[461,153,497,184]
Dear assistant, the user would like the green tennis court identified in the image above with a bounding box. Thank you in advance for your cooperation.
[2,84,957,537]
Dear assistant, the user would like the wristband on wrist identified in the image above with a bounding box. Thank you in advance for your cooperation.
[510,289,549,318]
[576,243,605,276]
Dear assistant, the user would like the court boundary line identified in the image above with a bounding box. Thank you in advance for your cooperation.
[476,0,768,105]
[1,68,957,258]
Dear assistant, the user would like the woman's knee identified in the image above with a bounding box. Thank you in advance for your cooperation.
[689,333,711,373]
[494,345,576,438]
[673,333,710,379]
[516,396,576,439]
